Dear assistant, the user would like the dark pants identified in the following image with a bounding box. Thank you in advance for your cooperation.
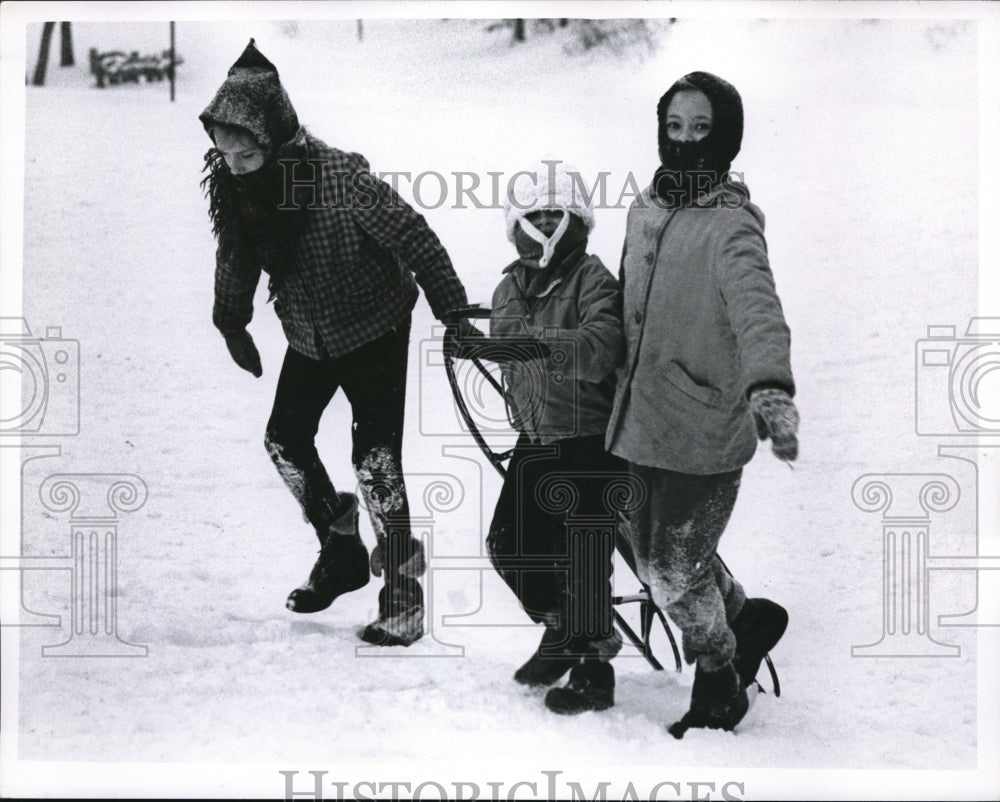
[487,434,626,648]
[264,319,419,604]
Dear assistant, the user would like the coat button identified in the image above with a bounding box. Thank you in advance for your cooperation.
[644,252,655,265]
[634,311,643,324]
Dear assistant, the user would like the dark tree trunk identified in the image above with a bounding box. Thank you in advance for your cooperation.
[60,22,74,66]
[169,20,176,102]
[513,19,525,42]
[32,22,56,85]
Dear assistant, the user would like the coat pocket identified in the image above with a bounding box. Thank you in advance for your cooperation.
[664,361,721,408]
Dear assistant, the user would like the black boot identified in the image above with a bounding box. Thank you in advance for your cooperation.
[668,662,749,739]
[286,492,370,614]
[513,614,581,688]
[730,598,788,689]
[544,660,615,715]
[358,577,424,647]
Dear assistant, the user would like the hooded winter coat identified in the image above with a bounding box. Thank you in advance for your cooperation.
[200,40,468,360]
[605,179,794,474]
[491,246,623,445]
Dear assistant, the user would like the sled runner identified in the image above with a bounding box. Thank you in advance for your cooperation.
[442,305,781,695]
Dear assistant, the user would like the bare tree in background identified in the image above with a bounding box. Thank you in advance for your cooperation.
[32,22,76,85]
[486,18,659,52]
[60,22,74,66]
[31,22,56,85]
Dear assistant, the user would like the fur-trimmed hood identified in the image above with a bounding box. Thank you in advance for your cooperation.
[504,158,596,243]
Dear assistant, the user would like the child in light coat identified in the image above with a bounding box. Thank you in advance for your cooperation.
[607,72,797,736]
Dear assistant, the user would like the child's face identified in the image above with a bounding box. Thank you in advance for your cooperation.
[664,90,713,143]
[213,127,267,174]
[525,209,566,237]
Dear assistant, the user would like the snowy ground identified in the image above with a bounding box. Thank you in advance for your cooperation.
[2,8,999,801]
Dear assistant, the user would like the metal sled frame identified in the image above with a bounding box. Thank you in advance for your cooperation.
[442,306,780,694]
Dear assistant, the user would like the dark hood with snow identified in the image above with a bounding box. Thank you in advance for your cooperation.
[199,38,300,153]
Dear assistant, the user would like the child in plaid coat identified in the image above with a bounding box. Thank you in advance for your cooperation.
[200,39,469,646]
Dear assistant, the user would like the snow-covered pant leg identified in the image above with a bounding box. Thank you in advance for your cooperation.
[626,463,743,672]
[617,519,746,622]
[336,320,421,601]
[264,346,349,535]
[487,435,622,648]
[712,553,747,624]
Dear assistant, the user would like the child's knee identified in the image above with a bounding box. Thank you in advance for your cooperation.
[264,417,308,463]
[645,559,713,610]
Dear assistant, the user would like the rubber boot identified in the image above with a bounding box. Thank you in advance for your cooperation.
[730,598,788,689]
[286,492,370,614]
[358,576,424,647]
[668,662,749,739]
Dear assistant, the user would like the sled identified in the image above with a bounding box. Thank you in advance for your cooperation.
[442,305,781,695]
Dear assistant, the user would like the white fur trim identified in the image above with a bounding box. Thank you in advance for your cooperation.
[504,158,596,243]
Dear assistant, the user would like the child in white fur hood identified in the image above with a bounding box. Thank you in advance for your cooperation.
[453,158,627,714]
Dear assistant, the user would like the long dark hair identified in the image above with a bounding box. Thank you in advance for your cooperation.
[200,139,306,299]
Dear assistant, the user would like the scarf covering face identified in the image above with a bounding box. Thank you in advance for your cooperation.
[511,213,589,297]
[651,71,744,208]
[199,39,303,298]
[201,144,306,299]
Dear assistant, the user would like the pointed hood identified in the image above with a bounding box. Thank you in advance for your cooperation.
[199,38,299,154]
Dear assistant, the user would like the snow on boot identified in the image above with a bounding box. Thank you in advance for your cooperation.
[358,578,424,647]
[730,598,788,689]
[544,661,615,715]
[668,662,749,739]
[287,492,370,614]
[513,616,580,688]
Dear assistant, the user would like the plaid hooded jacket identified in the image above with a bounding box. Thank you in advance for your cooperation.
[200,40,468,359]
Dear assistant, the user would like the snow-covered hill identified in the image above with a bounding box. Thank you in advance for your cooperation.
[3,11,998,801]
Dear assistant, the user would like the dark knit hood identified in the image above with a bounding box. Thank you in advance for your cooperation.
[199,38,299,153]
[199,42,307,301]
[656,71,744,176]
[652,71,744,207]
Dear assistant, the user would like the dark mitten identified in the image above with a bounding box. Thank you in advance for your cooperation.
[442,316,482,358]
[749,387,799,461]
[224,329,262,377]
